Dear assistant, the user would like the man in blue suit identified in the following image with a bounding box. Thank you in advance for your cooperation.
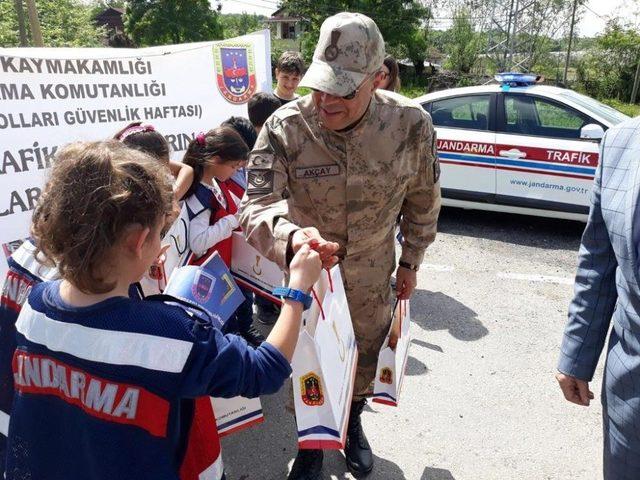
[557,117,640,479]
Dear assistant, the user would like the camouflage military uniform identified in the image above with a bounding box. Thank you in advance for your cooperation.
[240,90,441,399]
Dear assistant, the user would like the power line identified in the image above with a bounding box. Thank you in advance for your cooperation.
[583,3,605,20]
[223,0,280,11]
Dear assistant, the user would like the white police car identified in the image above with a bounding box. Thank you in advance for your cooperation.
[415,73,629,221]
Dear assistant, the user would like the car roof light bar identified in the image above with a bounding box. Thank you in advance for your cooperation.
[495,72,544,87]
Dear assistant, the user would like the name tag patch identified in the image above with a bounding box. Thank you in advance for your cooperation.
[295,165,340,179]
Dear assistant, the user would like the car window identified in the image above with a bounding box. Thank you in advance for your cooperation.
[502,94,589,139]
[430,95,490,130]
[558,90,628,125]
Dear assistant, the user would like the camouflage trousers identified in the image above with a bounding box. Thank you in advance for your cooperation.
[344,275,393,400]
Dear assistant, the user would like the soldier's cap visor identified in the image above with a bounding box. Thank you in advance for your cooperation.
[299,60,368,97]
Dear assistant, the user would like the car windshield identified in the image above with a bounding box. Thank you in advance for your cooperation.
[558,90,629,125]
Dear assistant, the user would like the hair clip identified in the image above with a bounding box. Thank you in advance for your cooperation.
[196,132,206,146]
[118,124,155,141]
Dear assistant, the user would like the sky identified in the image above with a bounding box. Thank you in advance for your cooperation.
[216,0,638,37]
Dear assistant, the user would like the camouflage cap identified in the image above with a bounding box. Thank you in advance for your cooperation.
[299,12,385,97]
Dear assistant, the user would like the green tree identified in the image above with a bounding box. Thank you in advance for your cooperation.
[577,20,640,101]
[0,0,105,47]
[404,28,429,77]
[282,0,431,71]
[444,8,481,74]
[89,0,126,18]
[220,13,266,39]
[125,0,223,46]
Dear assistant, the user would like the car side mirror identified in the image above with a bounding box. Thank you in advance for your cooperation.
[580,123,605,141]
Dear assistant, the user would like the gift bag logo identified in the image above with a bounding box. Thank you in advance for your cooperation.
[379,367,393,385]
[148,264,164,280]
[192,270,216,303]
[300,372,324,406]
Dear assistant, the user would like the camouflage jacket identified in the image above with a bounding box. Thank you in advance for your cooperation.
[239,90,441,284]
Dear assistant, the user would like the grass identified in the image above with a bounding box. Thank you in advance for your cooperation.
[601,99,640,117]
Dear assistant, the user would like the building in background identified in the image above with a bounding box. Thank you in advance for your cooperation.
[266,7,304,40]
[94,7,133,47]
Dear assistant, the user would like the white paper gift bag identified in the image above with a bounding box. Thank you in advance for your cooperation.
[372,299,411,407]
[230,231,284,303]
[211,395,264,437]
[292,266,358,450]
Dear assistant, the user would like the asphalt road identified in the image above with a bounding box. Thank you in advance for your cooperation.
[222,206,603,480]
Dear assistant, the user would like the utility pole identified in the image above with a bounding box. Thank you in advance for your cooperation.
[24,0,44,47]
[563,0,578,85]
[631,54,640,104]
[14,0,28,47]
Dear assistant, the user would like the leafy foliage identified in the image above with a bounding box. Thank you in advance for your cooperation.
[220,13,267,39]
[125,0,223,46]
[0,0,105,47]
[281,0,431,70]
[444,9,481,74]
[576,20,640,102]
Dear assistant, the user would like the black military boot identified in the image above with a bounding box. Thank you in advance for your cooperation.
[287,449,323,480]
[344,399,373,477]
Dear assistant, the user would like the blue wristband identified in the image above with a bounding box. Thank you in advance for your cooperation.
[272,287,313,310]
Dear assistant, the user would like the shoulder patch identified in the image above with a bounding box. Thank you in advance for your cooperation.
[247,169,274,195]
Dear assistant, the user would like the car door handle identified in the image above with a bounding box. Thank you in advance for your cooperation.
[499,149,527,159]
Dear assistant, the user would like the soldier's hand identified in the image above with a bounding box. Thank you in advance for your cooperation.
[291,227,339,269]
[395,266,417,300]
[556,372,594,406]
[289,244,323,292]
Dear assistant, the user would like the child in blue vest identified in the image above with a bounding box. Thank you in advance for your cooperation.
[5,140,321,480]
[181,127,264,346]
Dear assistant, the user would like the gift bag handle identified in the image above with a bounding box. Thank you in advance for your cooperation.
[309,269,333,321]
[326,268,333,293]
[310,288,325,320]
[391,298,406,339]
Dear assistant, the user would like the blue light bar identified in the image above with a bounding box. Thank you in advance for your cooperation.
[495,72,543,86]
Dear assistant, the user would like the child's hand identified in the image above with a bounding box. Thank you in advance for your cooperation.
[291,227,340,269]
[288,243,322,292]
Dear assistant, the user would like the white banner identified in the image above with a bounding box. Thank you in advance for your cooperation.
[0,31,272,279]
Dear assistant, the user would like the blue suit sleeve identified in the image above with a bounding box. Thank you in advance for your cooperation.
[558,141,618,381]
[179,322,292,398]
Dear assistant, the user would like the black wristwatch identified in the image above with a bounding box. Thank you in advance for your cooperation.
[398,260,419,272]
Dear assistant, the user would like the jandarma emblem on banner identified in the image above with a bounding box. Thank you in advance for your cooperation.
[379,367,393,385]
[300,372,324,406]
[213,43,257,104]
